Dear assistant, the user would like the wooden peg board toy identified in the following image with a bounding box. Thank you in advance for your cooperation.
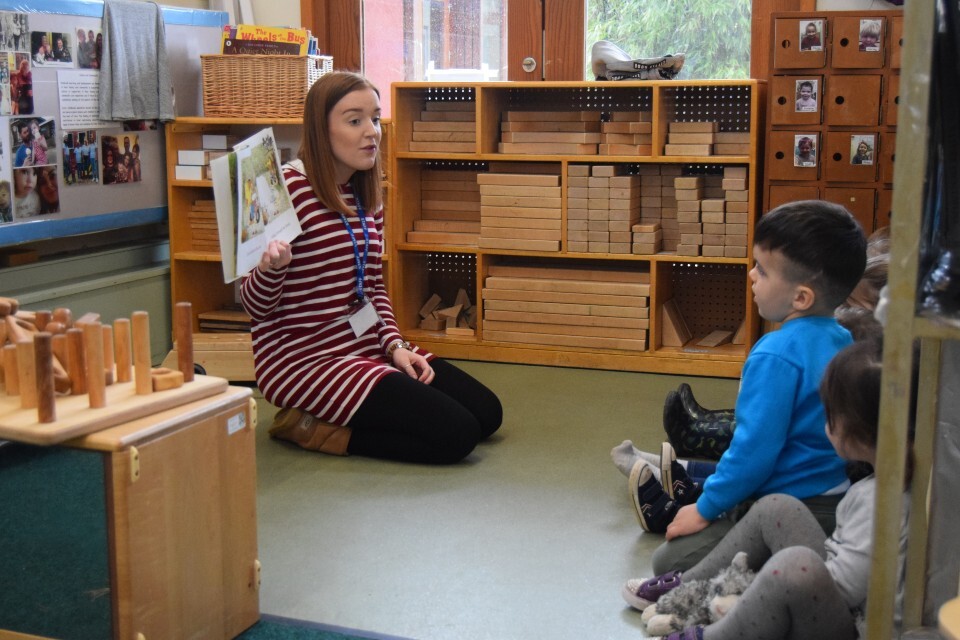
[0,299,228,446]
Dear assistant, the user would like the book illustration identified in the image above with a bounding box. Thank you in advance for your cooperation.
[211,127,301,282]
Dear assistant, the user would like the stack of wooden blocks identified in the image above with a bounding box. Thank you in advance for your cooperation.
[674,167,750,257]
[482,264,650,352]
[599,112,653,155]
[566,165,641,255]
[174,133,237,181]
[408,101,476,153]
[478,172,562,252]
[631,164,682,253]
[664,121,718,156]
[498,111,602,155]
[406,169,481,246]
[188,199,220,253]
[418,289,476,336]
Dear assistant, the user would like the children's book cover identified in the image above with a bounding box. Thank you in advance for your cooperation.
[211,127,300,282]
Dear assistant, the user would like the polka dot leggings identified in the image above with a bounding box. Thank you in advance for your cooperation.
[682,494,859,640]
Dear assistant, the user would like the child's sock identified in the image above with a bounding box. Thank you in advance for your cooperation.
[611,440,660,478]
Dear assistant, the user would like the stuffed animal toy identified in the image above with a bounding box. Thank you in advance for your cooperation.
[641,551,755,636]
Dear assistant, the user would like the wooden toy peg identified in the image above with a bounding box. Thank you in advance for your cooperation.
[67,328,87,395]
[34,332,56,423]
[0,296,18,315]
[34,310,52,331]
[51,333,68,373]
[83,322,106,408]
[151,367,185,391]
[16,340,37,409]
[3,343,19,395]
[113,318,132,383]
[74,311,101,328]
[132,311,152,395]
[175,301,195,382]
[44,321,67,334]
[102,324,115,385]
[52,307,72,327]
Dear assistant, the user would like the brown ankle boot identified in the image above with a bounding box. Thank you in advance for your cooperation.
[269,408,351,456]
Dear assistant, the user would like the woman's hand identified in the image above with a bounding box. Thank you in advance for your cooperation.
[258,239,292,272]
[392,347,434,384]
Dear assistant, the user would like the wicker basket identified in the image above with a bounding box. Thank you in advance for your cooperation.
[200,54,334,119]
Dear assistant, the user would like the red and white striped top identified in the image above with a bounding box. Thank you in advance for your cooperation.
[240,161,429,425]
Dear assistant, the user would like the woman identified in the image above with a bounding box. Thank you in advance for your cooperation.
[240,72,502,463]
[102,147,118,184]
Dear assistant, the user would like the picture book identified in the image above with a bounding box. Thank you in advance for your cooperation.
[210,128,300,282]
[220,24,309,55]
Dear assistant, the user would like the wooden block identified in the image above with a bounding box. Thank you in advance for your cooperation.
[501,131,602,144]
[420,315,445,331]
[436,304,463,319]
[668,121,718,133]
[501,120,601,132]
[668,132,716,144]
[445,327,475,337]
[486,264,649,284]
[477,238,561,252]
[723,246,747,258]
[674,177,704,189]
[701,199,726,212]
[454,288,472,310]
[151,367,185,391]
[420,294,443,318]
[665,144,713,156]
[660,299,692,347]
[722,178,747,191]
[697,330,733,348]
[716,132,751,144]
[676,244,701,256]
[406,231,479,246]
[502,110,603,122]
[702,245,726,257]
[132,311,152,395]
[732,319,747,345]
[723,165,749,178]
[409,141,475,153]
[476,173,560,187]
[726,190,749,202]
[498,142,598,155]
[567,165,590,177]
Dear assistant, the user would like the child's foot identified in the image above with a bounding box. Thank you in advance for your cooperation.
[611,440,659,477]
[621,569,684,610]
[660,442,701,505]
[629,461,679,533]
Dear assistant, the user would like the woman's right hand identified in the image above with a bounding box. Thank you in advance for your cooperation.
[258,239,292,272]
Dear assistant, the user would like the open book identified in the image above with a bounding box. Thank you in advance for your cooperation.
[210,128,301,282]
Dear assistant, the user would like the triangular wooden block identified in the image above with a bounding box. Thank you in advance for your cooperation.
[697,330,733,348]
[661,298,692,347]
[731,319,746,345]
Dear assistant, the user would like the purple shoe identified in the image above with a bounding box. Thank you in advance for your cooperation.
[621,569,683,610]
[662,626,705,640]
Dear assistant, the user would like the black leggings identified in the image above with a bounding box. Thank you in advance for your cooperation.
[347,358,502,464]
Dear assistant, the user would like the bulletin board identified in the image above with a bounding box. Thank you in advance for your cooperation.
[0,0,227,247]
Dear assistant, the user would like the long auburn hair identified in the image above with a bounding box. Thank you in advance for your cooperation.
[298,71,383,217]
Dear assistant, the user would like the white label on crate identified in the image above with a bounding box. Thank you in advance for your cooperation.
[227,412,246,435]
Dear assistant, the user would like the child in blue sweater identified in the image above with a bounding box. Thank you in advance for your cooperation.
[630,200,867,574]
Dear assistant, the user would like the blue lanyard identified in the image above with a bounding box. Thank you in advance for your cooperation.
[337,199,369,303]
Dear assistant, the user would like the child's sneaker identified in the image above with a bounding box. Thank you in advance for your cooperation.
[621,570,684,610]
[629,460,679,533]
[660,442,702,506]
[661,627,705,640]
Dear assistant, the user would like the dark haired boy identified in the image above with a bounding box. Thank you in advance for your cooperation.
[629,200,868,580]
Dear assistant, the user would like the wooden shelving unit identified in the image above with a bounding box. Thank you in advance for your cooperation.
[389,81,765,378]
[163,118,300,381]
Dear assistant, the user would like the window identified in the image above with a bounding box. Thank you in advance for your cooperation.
[585,0,752,79]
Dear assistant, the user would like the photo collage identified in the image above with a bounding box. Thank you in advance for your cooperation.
[0,10,154,225]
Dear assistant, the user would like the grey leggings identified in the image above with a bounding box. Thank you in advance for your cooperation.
[683,494,858,640]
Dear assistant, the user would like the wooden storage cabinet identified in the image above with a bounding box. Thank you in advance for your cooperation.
[390,81,763,378]
[763,10,902,234]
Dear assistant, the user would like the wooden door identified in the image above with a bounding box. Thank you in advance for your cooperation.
[508,0,584,81]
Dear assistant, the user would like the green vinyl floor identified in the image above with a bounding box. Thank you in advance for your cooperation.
[252,360,739,640]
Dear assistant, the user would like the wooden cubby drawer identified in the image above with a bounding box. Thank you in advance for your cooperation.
[823,131,879,183]
[824,74,882,126]
[831,15,886,69]
[773,17,827,69]
[770,75,823,126]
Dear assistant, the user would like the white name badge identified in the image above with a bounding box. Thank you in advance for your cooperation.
[348,299,379,337]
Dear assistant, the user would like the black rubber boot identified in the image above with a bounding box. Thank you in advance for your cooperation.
[663,387,736,460]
